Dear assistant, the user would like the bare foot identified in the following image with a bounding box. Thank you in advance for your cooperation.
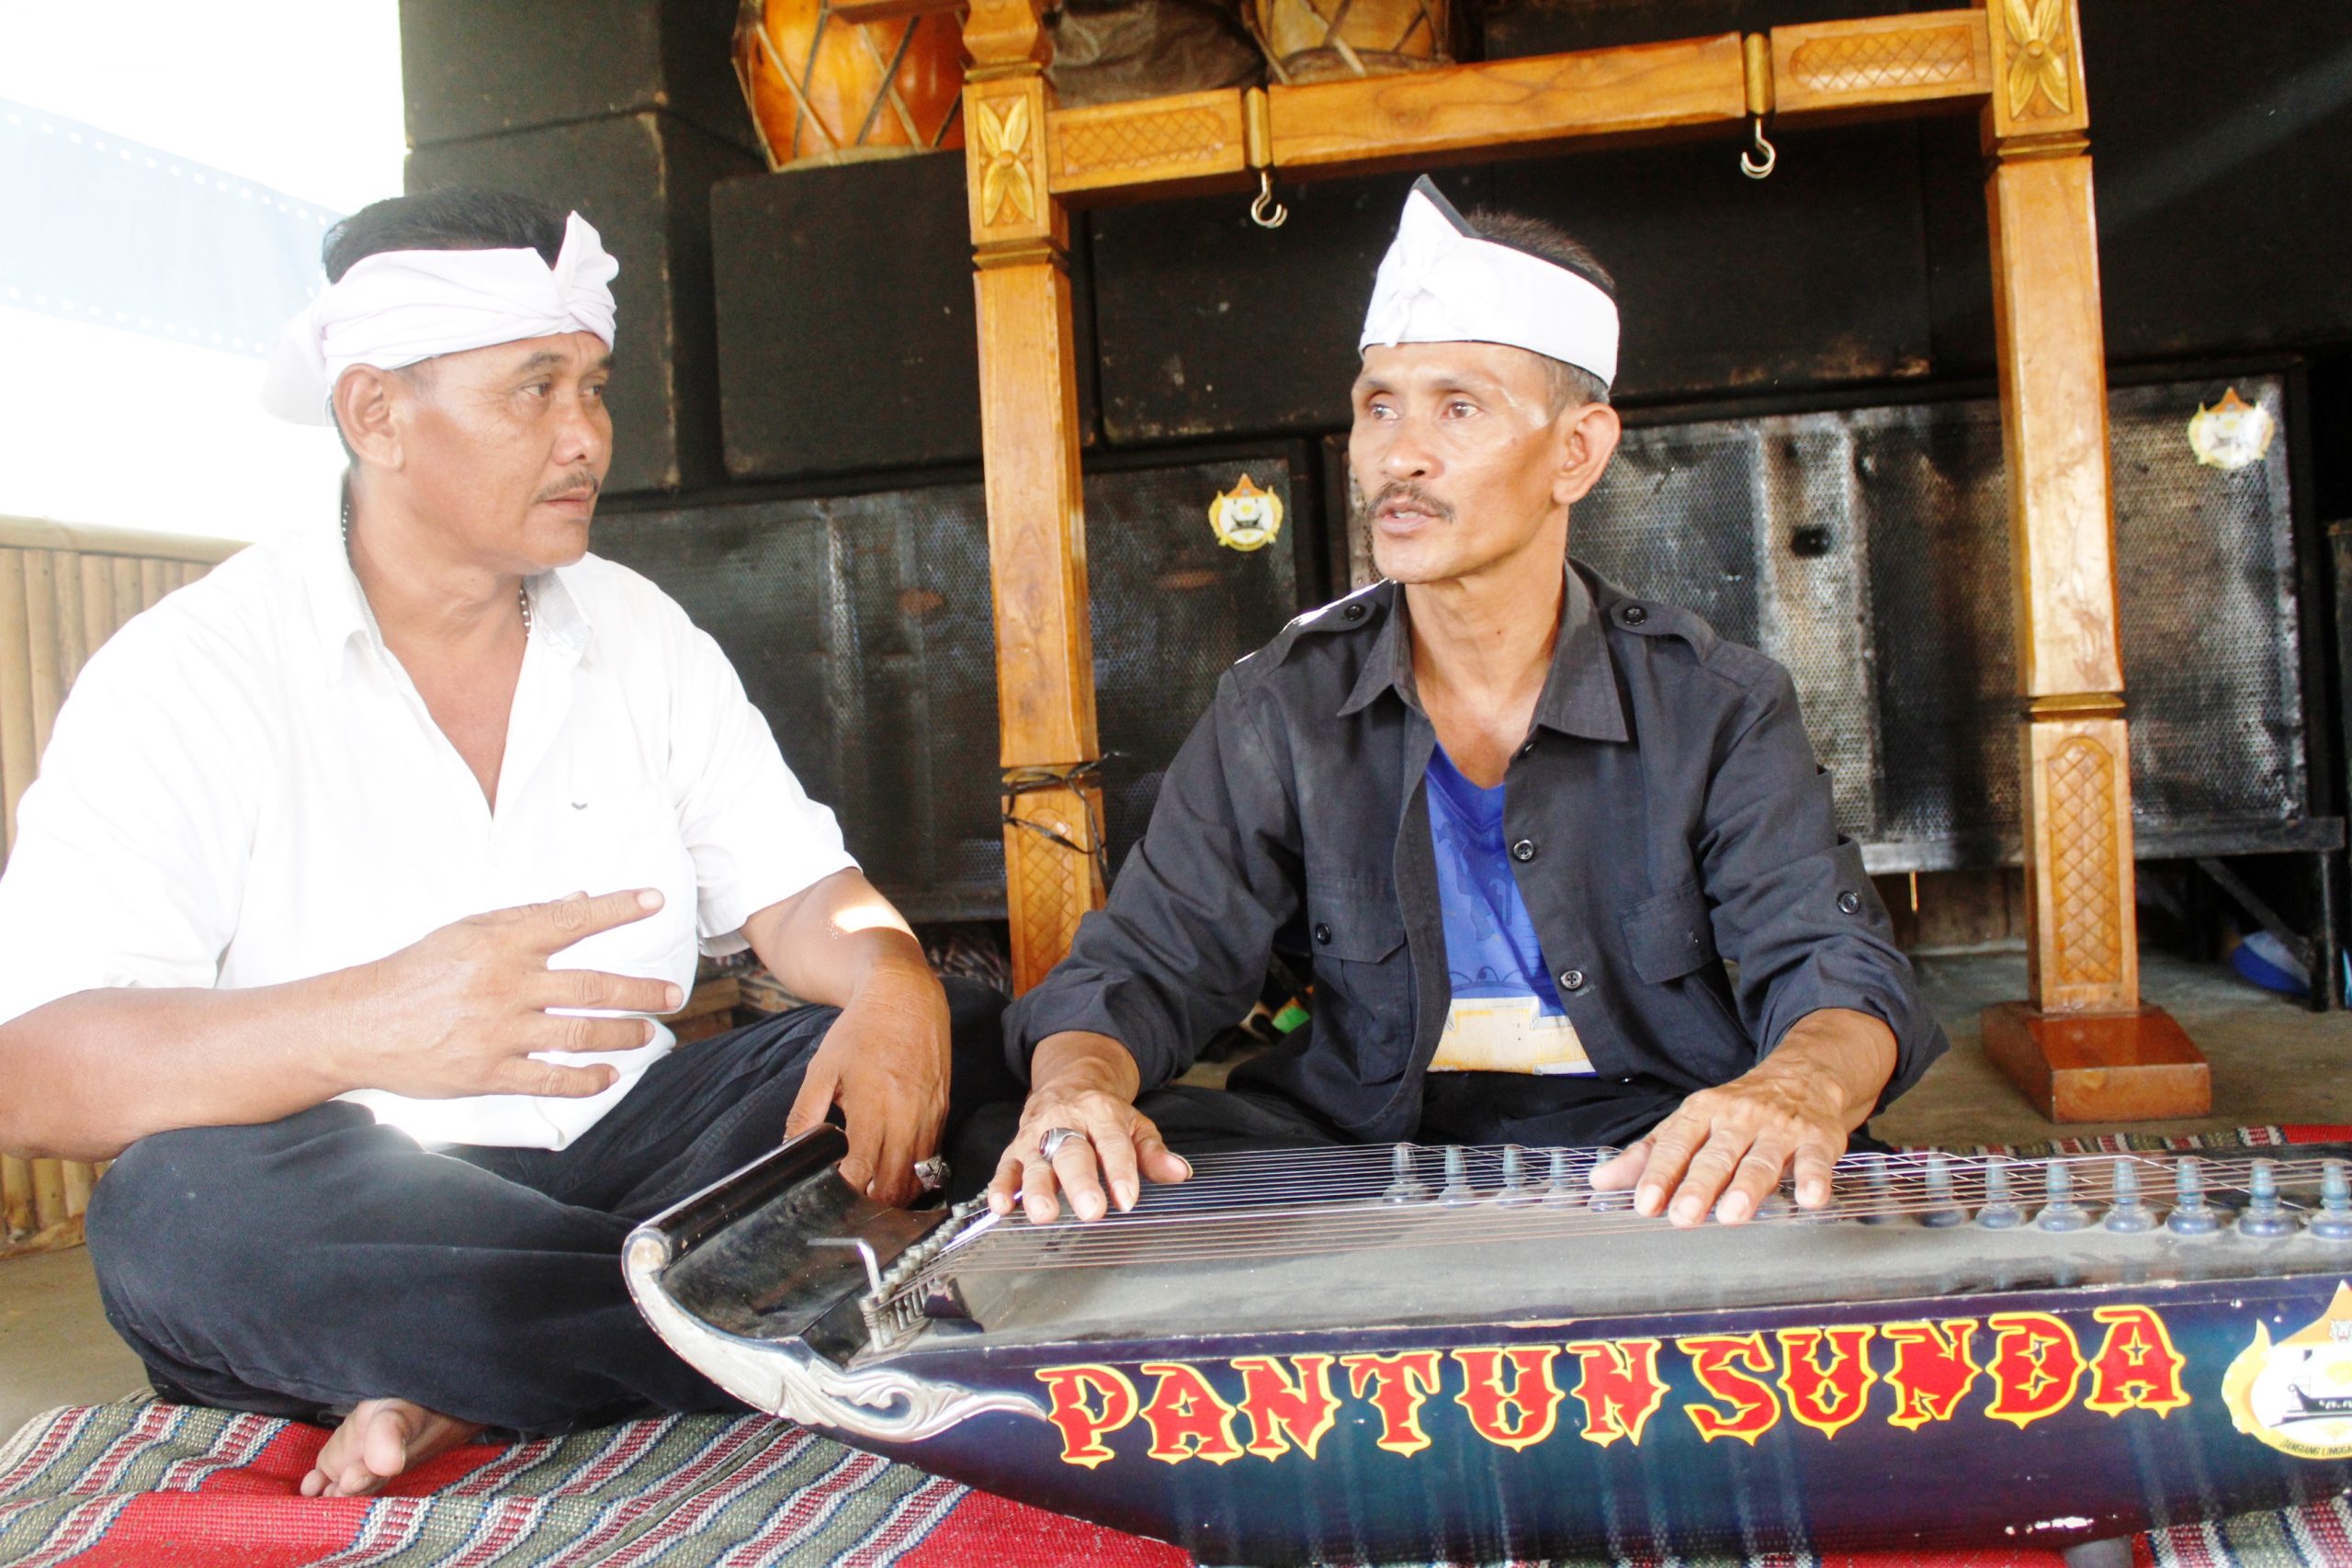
[299,1397,485,1498]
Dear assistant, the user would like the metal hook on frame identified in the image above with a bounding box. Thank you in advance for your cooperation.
[1740,116,1778,180]
[1250,167,1289,229]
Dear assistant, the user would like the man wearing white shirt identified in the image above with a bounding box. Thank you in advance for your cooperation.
[0,188,1012,1497]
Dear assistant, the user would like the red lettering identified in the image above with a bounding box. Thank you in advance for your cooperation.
[1563,1338,1668,1448]
[1231,1355,1340,1461]
[1985,1313,2086,1428]
[1775,1325,1877,1440]
[1136,1360,1243,1465]
[1452,1347,1565,1451]
[1882,1319,1981,1430]
[1037,1363,1139,1469]
[2084,1306,2190,1418]
[1340,1351,1444,1457]
[1678,1332,1782,1444]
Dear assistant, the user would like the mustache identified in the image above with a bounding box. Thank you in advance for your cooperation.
[1352,479,1455,526]
[534,470,602,504]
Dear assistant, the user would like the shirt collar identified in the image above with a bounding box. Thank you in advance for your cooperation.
[1338,564,1630,743]
[295,519,595,687]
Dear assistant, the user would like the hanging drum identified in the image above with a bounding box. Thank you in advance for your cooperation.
[1248,0,1453,84]
[732,0,965,169]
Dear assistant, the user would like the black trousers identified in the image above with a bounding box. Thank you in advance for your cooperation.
[85,978,1015,1435]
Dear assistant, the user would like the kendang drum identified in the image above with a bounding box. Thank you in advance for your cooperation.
[732,0,965,169]
[628,1129,2352,1562]
[1249,0,1452,84]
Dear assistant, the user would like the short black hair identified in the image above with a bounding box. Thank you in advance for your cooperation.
[322,187,566,283]
[1465,208,1615,412]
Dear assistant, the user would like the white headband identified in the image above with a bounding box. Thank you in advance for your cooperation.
[1359,176,1619,390]
[260,210,620,425]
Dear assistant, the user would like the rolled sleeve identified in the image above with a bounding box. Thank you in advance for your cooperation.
[662,620,856,953]
[1005,672,1304,1089]
[0,618,254,1026]
[1696,664,1947,1103]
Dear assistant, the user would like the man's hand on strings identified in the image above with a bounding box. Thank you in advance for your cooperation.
[987,1031,1192,1224]
[1589,1008,1895,1227]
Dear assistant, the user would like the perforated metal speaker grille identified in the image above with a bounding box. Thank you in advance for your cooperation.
[596,455,1300,919]
[1570,373,2308,871]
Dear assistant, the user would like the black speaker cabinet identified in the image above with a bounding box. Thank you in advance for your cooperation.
[594,448,1317,919]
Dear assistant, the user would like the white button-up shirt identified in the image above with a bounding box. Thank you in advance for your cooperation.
[0,524,854,1148]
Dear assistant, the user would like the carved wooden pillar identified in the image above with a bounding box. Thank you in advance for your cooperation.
[962,0,1106,992]
[1976,0,2209,1120]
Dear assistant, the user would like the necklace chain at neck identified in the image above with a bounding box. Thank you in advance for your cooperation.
[340,501,532,636]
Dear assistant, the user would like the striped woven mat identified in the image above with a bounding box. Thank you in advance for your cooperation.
[4,1126,2349,1568]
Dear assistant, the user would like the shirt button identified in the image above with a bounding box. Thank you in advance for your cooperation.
[1516,739,1536,759]
[1341,602,1368,623]
[1314,921,1333,944]
[1510,839,1538,863]
[1838,890,1861,915]
[1559,969,1586,992]
[1621,604,1648,626]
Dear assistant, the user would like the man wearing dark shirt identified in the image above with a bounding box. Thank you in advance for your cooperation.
[982,178,1948,1230]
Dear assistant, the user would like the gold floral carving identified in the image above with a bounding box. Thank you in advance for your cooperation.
[977,96,1037,227]
[2002,0,2074,120]
[1788,25,1975,96]
[2046,735,2122,986]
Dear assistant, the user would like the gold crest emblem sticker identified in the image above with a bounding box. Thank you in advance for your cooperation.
[2188,388,2277,473]
[1209,475,1284,553]
[2223,1283,2352,1460]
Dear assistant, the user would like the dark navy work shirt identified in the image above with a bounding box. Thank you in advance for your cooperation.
[1005,562,1947,1145]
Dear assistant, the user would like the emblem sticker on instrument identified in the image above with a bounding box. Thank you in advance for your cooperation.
[2223,1282,2352,1460]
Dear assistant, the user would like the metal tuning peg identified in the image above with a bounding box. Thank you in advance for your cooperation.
[2237,1157,2297,1239]
[2166,1156,2221,1235]
[2102,1157,2155,1233]
[1918,1152,1965,1228]
[1976,1156,2024,1229]
[1497,1145,1537,1206]
[1383,1142,1430,1204]
[1440,1145,1477,1206]
[2311,1160,2352,1242]
[2034,1161,2090,1233]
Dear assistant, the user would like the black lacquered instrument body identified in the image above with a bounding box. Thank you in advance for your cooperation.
[625,1131,2352,1562]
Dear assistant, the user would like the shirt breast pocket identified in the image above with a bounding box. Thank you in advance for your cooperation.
[548,784,697,987]
[1309,892,1412,1079]
[1620,881,1718,985]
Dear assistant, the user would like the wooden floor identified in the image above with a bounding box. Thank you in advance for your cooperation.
[3,948,2346,1438]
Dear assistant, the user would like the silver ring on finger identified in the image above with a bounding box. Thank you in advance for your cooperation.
[1036,1126,1086,1164]
[912,1156,949,1191]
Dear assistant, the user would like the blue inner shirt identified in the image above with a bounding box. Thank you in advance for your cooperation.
[1425,745,1564,1014]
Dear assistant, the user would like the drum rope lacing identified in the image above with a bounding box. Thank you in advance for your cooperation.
[888,1146,2343,1285]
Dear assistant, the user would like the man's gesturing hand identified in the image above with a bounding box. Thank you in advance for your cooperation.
[986,1031,1192,1224]
[353,889,679,1100]
[785,967,950,1208]
[1589,1008,1896,1227]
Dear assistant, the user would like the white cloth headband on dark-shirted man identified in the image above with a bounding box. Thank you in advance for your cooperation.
[1360,176,1619,390]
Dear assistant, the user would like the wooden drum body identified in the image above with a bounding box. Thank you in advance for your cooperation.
[733,0,965,169]
[1249,0,1451,84]
[630,1130,2352,1561]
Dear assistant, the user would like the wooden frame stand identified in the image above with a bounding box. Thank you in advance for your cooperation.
[943,0,2208,1120]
